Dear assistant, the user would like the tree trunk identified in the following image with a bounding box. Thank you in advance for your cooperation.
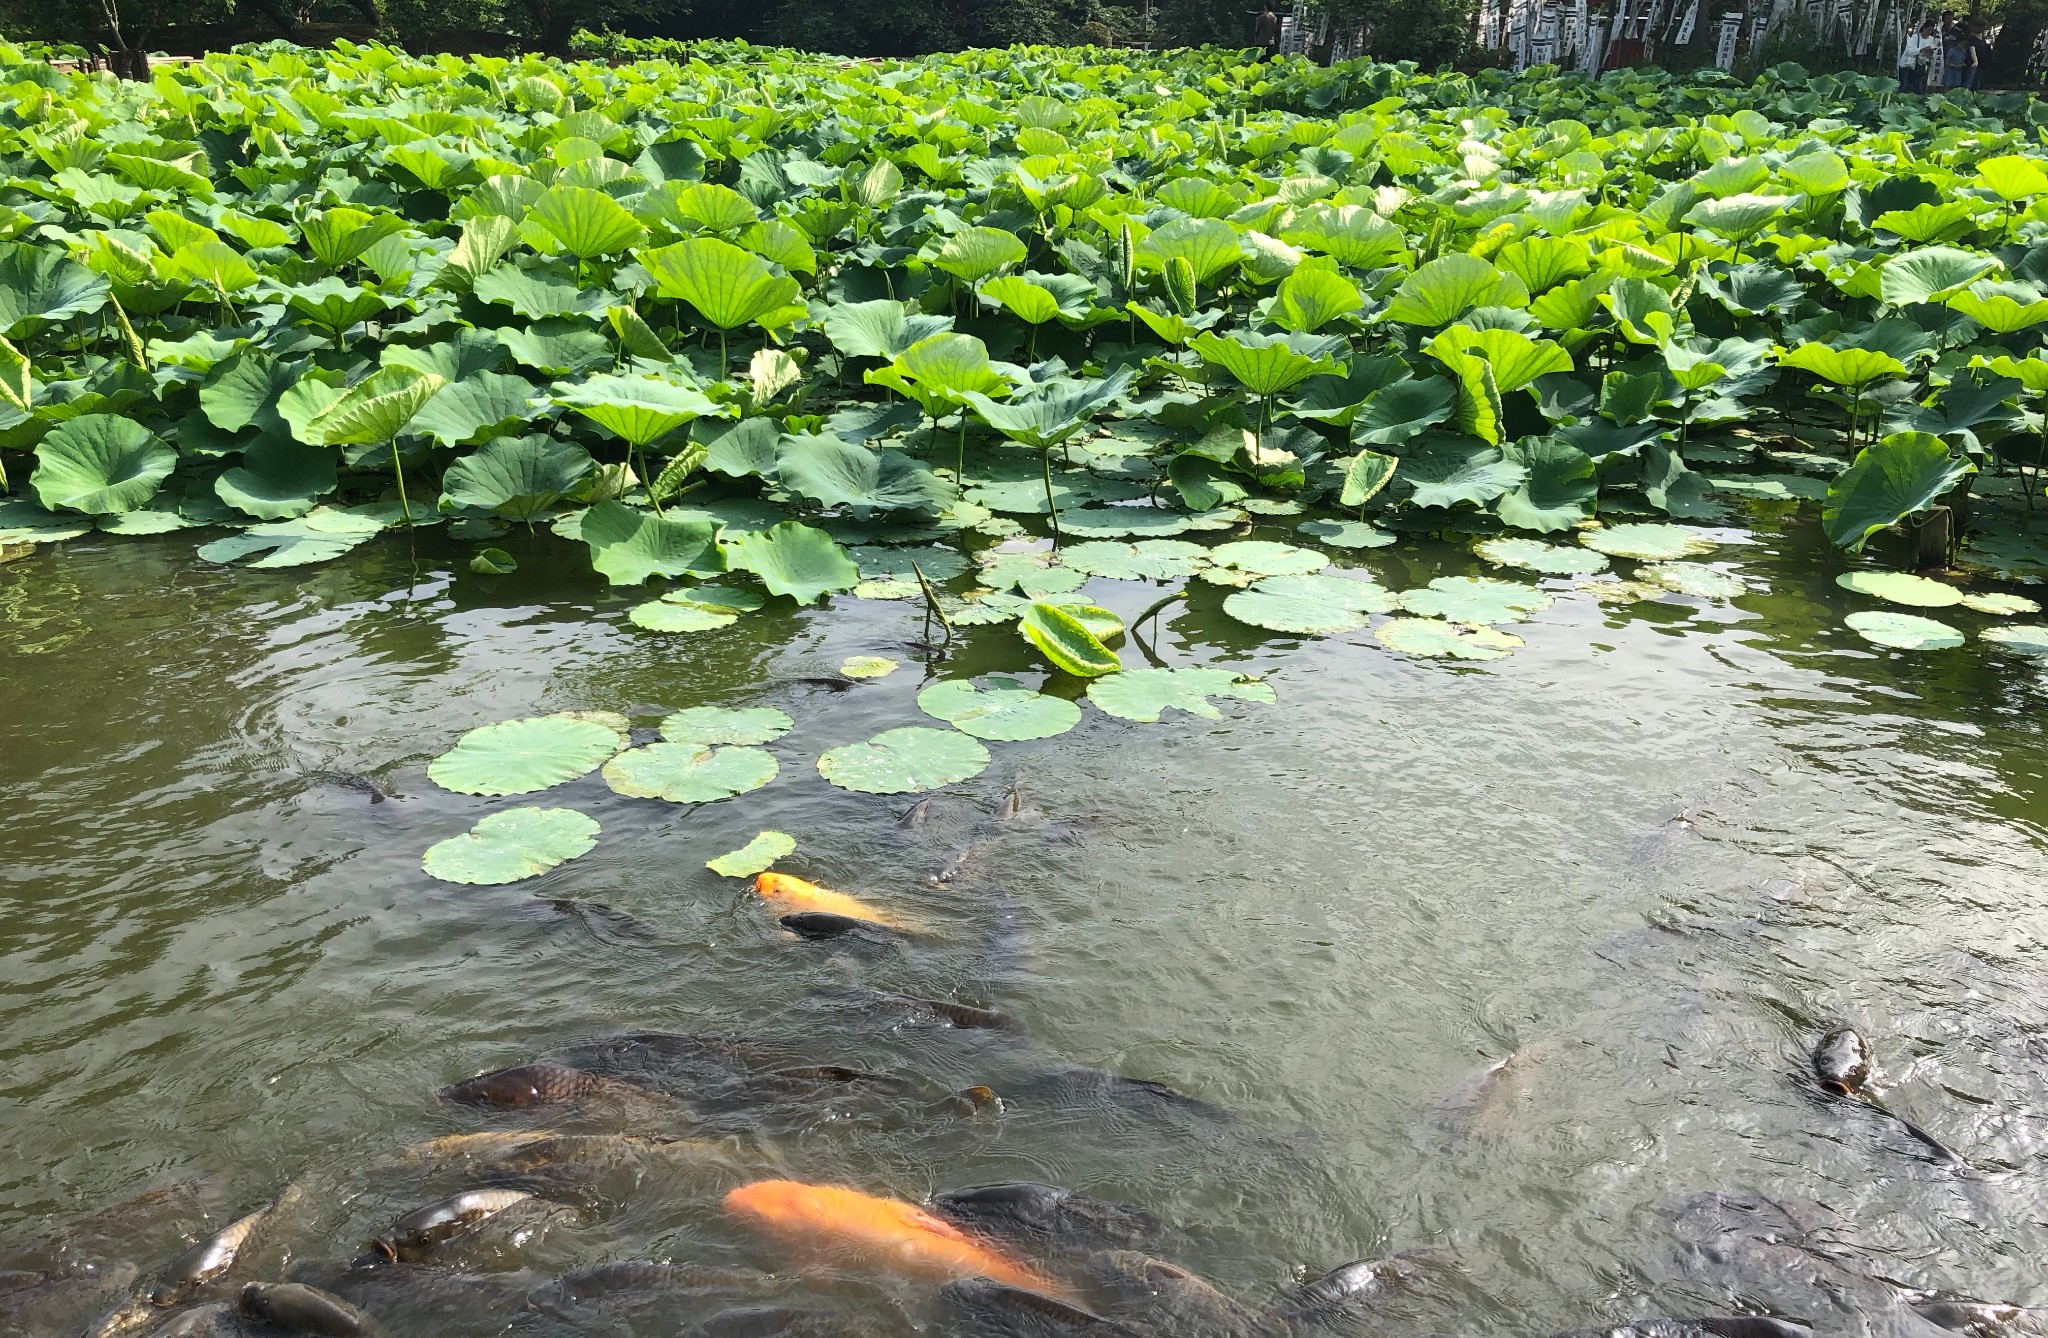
[1986,2,2047,84]
[344,0,384,26]
[519,0,571,55]
[237,0,304,38]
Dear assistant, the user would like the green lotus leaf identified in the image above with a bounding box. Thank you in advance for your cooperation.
[1959,592,2040,616]
[1822,432,1974,552]
[470,548,517,575]
[411,373,543,448]
[1877,246,1997,307]
[1835,569,1962,607]
[429,711,629,796]
[1190,330,1342,397]
[305,367,447,446]
[441,435,594,521]
[215,436,338,520]
[1399,575,1551,623]
[775,433,958,515]
[977,551,1088,596]
[726,520,859,604]
[1059,539,1209,580]
[817,726,991,794]
[556,374,723,447]
[0,242,110,335]
[1375,616,1523,660]
[865,333,1011,418]
[1496,435,1597,533]
[840,655,899,679]
[821,299,953,360]
[1580,521,1719,560]
[1403,444,1526,510]
[1271,261,1364,334]
[530,183,647,260]
[1684,192,1798,242]
[963,370,1133,449]
[1495,235,1592,293]
[849,545,970,581]
[1137,217,1242,286]
[279,278,389,338]
[979,274,1062,325]
[200,350,300,434]
[1947,283,2048,335]
[1084,666,1276,722]
[581,499,725,585]
[1050,507,1200,538]
[1279,204,1407,271]
[917,675,1082,741]
[933,226,1028,283]
[1019,600,1121,676]
[1224,571,1395,634]
[1778,343,1906,390]
[385,330,507,384]
[628,584,762,633]
[602,741,777,803]
[707,830,796,878]
[1981,624,2048,653]
[421,807,600,885]
[1844,610,1964,649]
[1475,536,1609,575]
[194,508,387,568]
[1339,449,1397,508]
[498,322,613,377]
[1384,254,1529,327]
[1638,561,1745,599]
[1297,518,1395,549]
[1199,539,1327,587]
[302,207,408,270]
[31,415,176,516]
[640,236,803,331]
[660,705,792,745]
[1352,377,1457,447]
[473,263,610,321]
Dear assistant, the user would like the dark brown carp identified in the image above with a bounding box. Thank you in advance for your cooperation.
[1902,1291,2048,1336]
[1082,1251,1263,1338]
[941,1276,1140,1335]
[931,1184,1159,1251]
[437,1062,643,1110]
[237,1281,374,1336]
[526,1259,765,1316]
[369,1188,535,1262]
[854,990,1016,1031]
[898,797,935,830]
[1812,1028,1871,1097]
[150,1185,303,1308]
[780,912,905,942]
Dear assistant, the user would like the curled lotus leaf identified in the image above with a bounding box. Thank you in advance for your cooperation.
[1398,576,1551,624]
[422,807,600,886]
[1018,601,1122,676]
[1844,610,1964,650]
[707,831,796,878]
[1224,572,1396,635]
[1579,522,1719,561]
[1835,570,1962,608]
[1474,536,1609,575]
[428,711,629,796]
[1084,666,1276,723]
[1375,617,1523,660]
[659,706,793,745]
[917,675,1082,741]
[817,726,992,795]
[602,742,778,803]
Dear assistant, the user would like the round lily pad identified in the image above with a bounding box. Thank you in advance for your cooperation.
[422,807,600,885]
[1375,617,1524,660]
[1398,576,1551,624]
[1578,578,1669,603]
[1475,536,1609,575]
[1297,518,1396,550]
[840,656,900,679]
[854,579,921,599]
[817,726,991,794]
[428,712,629,796]
[1980,623,2048,654]
[1199,540,1328,587]
[1960,591,2041,616]
[1084,666,1277,722]
[1055,507,1194,538]
[1241,498,1303,515]
[660,706,792,745]
[1223,572,1396,635]
[602,742,779,803]
[1580,523,1719,561]
[1060,539,1210,581]
[1843,610,1964,650]
[1641,562,1746,600]
[848,544,970,581]
[1835,570,1963,608]
[707,830,796,878]
[917,676,1082,741]
[978,551,1087,598]
[628,585,765,634]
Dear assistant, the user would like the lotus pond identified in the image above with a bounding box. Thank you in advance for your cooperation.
[11,34,2048,1338]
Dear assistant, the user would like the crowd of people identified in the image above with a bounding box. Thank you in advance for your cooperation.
[1896,15,1991,92]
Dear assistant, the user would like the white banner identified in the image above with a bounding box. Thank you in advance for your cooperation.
[1714,10,1742,67]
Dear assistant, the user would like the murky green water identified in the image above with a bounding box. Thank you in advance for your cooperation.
[7,508,2048,1337]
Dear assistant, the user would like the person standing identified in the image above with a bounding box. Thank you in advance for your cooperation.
[1946,19,1979,90]
[1898,21,1929,91]
[1966,22,1991,89]
[1255,2,1284,60]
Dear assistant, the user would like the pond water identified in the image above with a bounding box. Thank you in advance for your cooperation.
[6,506,2048,1338]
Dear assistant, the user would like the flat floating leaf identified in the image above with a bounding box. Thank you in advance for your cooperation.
[1835,570,1962,608]
[1981,624,2048,653]
[1474,536,1609,575]
[817,726,991,794]
[660,706,792,745]
[1059,539,1209,580]
[1200,540,1327,587]
[1844,610,1964,650]
[429,712,629,796]
[422,807,600,886]
[708,830,796,878]
[1641,562,1746,599]
[1297,519,1395,550]
[1959,591,2040,616]
[1398,576,1551,624]
[1085,666,1276,722]
[1580,523,1719,561]
[1224,572,1395,635]
[603,742,778,803]
[917,676,1081,741]
[1375,617,1523,660]
[1578,578,1670,603]
[627,584,764,633]
[839,656,899,679]
[727,521,860,604]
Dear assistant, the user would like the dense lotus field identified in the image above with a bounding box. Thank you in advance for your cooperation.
[8,38,2048,684]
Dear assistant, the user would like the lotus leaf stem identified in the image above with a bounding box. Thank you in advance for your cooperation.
[390,440,412,523]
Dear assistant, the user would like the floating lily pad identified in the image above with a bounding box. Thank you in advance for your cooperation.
[1474,536,1609,575]
[1223,572,1396,634]
[1199,540,1327,587]
[1375,617,1524,660]
[817,726,991,794]
[1296,518,1395,549]
[707,830,796,878]
[1580,523,1719,561]
[1085,667,1277,722]
[848,544,970,581]
[660,706,792,745]
[627,585,764,633]
[1844,610,1965,649]
[1641,562,1747,599]
[1398,576,1551,624]
[1578,579,1669,603]
[1241,498,1303,516]
[978,551,1086,597]
[839,656,899,679]
[602,742,778,803]
[1059,539,1210,580]
[1054,507,1195,538]
[1980,624,2048,654]
[429,712,629,796]
[917,676,1082,740]
[1960,591,2041,616]
[422,807,600,885]
[854,579,921,599]
[1707,473,1830,501]
[1835,570,1963,608]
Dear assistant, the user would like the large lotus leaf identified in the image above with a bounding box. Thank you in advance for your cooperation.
[1224,571,1395,634]
[1835,569,1962,608]
[640,236,803,331]
[409,373,542,448]
[1352,377,1457,447]
[726,520,859,604]
[473,264,610,321]
[200,350,300,434]
[917,676,1081,741]
[1684,192,1797,241]
[557,374,723,447]
[1580,522,1719,560]
[385,330,507,384]
[1085,666,1276,722]
[1822,432,1974,552]
[932,226,1028,283]
[817,726,991,794]
[428,711,629,796]
[31,415,176,515]
[1399,575,1551,624]
[579,500,725,585]
[1706,263,1805,318]
[1474,536,1609,575]
[1426,325,1573,395]
[1279,205,1407,271]
[1948,283,2048,335]
[978,552,1088,596]
[849,546,971,582]
[1198,540,1327,588]
[1297,519,1394,549]
[1878,247,1998,307]
[602,741,777,803]
[0,243,109,336]
[1402,444,1526,509]
[530,183,646,260]
[1191,330,1342,396]
[1286,354,1409,426]
[1641,561,1747,599]
[821,299,953,360]
[499,322,613,377]
[442,435,594,521]
[421,807,601,885]
[963,370,1132,449]
[1959,592,2040,616]
[707,830,796,878]
[775,434,958,515]
[302,207,408,270]
[305,367,447,446]
[1385,255,1529,326]
[216,436,338,520]
[1844,610,1964,650]
[1496,435,1597,533]
[1779,343,1906,389]
[1137,217,1242,286]
[660,705,792,745]
[866,333,1011,417]
[979,275,1063,325]
[1018,601,1121,676]
[1375,617,1523,660]
[1271,261,1364,333]
[1060,539,1209,580]
[1495,235,1593,293]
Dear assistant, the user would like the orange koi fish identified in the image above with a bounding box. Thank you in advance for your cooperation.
[753,874,918,931]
